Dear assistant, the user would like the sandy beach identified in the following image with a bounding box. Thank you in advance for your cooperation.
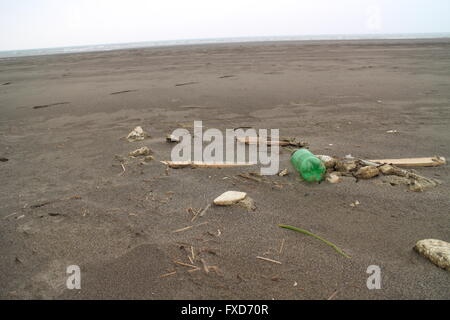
[0,39,449,299]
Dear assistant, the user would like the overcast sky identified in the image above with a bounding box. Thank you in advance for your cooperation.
[1,0,449,51]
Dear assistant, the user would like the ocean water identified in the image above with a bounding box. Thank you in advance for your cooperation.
[1,33,449,59]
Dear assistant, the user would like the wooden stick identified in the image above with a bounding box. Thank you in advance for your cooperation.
[161,161,256,168]
[368,156,446,167]
[174,261,198,269]
[160,271,177,278]
[256,256,282,265]
[172,222,208,233]
[279,239,285,254]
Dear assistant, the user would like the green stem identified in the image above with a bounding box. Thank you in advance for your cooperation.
[278,224,351,259]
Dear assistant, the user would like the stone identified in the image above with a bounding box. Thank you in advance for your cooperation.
[129,147,151,157]
[414,239,450,271]
[237,197,257,211]
[213,191,247,206]
[317,155,336,169]
[127,126,148,142]
[355,166,380,179]
[379,164,396,175]
[335,160,358,173]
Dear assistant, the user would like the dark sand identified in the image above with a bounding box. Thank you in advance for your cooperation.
[0,39,449,300]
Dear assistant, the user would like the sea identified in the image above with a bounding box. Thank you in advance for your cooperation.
[1,33,449,59]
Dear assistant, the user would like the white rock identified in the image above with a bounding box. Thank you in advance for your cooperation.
[414,239,450,271]
[213,191,247,206]
[327,173,341,184]
[127,126,148,142]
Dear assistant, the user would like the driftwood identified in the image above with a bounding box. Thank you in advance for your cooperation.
[160,161,256,169]
[369,156,446,168]
[236,137,307,147]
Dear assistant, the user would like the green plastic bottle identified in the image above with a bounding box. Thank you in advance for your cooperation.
[291,149,326,182]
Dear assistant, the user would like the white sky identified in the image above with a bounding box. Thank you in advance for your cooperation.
[1,0,449,51]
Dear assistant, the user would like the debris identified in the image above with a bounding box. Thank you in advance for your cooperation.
[409,178,438,192]
[143,155,154,162]
[317,155,336,169]
[175,82,199,87]
[201,259,210,273]
[3,212,19,219]
[119,163,126,175]
[30,201,53,209]
[278,169,289,176]
[382,175,411,186]
[414,239,450,271]
[214,191,247,206]
[33,102,70,109]
[256,256,282,265]
[129,146,151,157]
[326,173,341,184]
[236,136,307,147]
[327,290,339,300]
[161,161,255,169]
[379,164,439,192]
[350,200,360,207]
[160,271,177,278]
[174,261,198,269]
[238,172,263,182]
[0,157,9,162]
[110,89,138,95]
[369,156,446,168]
[126,126,148,142]
[379,164,396,175]
[237,197,257,211]
[355,166,380,179]
[279,239,285,254]
[335,159,358,173]
[291,149,326,182]
[279,224,351,259]
[166,134,180,143]
[386,130,399,134]
[199,204,211,217]
[172,222,208,233]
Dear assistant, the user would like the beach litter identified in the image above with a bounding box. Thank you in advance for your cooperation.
[414,239,450,271]
[326,173,341,184]
[355,166,380,179]
[316,154,443,191]
[161,161,255,169]
[237,136,307,148]
[279,224,351,259]
[129,146,151,157]
[0,157,8,162]
[368,156,446,168]
[126,126,148,142]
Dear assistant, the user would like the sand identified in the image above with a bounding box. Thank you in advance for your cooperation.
[0,39,449,300]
